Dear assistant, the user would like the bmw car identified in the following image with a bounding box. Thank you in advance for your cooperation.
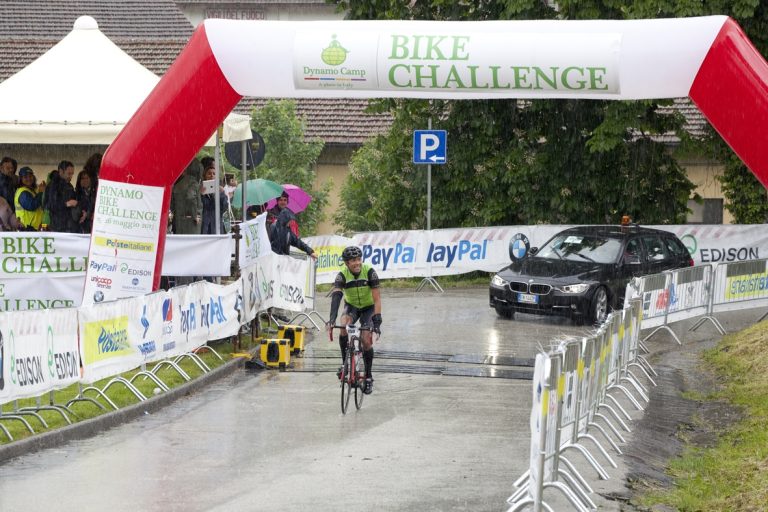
[489,226,693,324]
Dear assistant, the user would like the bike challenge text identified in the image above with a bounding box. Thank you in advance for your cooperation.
[362,240,489,271]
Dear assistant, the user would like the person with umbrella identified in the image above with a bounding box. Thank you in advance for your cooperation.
[267,184,312,236]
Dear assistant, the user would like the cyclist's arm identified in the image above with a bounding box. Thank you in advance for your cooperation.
[328,272,346,324]
[368,267,382,315]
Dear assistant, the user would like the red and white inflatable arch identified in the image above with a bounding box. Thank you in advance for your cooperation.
[84,16,768,301]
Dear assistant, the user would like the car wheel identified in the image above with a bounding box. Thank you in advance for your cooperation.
[494,305,515,319]
[590,286,609,325]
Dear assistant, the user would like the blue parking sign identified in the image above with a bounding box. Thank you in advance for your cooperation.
[413,130,447,164]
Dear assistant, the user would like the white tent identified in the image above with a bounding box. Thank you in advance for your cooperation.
[0,16,250,146]
[0,16,159,144]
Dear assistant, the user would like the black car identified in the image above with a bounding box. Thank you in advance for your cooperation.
[489,225,693,324]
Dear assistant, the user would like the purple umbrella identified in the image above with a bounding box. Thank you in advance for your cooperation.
[266,183,312,213]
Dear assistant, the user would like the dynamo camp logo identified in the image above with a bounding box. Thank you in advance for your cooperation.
[299,34,369,90]
[321,35,348,65]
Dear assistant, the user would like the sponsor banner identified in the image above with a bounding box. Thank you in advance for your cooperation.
[0,232,88,279]
[238,213,273,269]
[307,224,768,284]
[135,290,179,363]
[294,30,621,97]
[240,265,260,324]
[84,180,164,305]
[304,235,350,283]
[0,275,84,312]
[250,252,309,313]
[79,299,143,384]
[169,282,210,353]
[162,235,232,276]
[0,308,81,402]
[0,233,232,311]
[200,280,242,339]
[659,225,767,265]
[711,259,768,313]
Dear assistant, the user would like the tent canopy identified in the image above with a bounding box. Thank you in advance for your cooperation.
[0,16,247,146]
[0,16,159,145]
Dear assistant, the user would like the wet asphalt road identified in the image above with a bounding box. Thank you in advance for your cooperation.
[0,287,630,511]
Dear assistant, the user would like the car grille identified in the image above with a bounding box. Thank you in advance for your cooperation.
[508,281,528,293]
[507,282,552,295]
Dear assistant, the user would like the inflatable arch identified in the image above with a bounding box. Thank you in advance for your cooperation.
[84,16,768,302]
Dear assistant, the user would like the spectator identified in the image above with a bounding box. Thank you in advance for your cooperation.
[270,208,316,259]
[0,196,22,231]
[201,166,228,234]
[268,190,299,236]
[223,174,237,201]
[75,170,95,233]
[0,156,18,212]
[170,159,203,235]
[83,152,102,190]
[45,160,79,233]
[13,167,45,230]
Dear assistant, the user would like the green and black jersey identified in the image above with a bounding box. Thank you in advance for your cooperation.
[333,263,380,309]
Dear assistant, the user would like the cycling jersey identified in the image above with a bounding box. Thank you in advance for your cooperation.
[334,263,380,309]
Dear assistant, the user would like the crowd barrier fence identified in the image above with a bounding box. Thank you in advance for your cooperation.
[508,259,768,511]
[0,248,319,441]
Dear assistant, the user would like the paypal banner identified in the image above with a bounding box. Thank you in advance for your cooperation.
[79,298,143,384]
[0,308,80,402]
[306,224,768,284]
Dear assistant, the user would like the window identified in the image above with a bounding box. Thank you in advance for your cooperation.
[664,237,687,258]
[642,236,667,262]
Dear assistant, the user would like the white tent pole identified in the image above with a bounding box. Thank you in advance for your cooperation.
[214,127,221,235]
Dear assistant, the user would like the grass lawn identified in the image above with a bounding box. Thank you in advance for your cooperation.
[639,319,768,511]
[0,335,260,445]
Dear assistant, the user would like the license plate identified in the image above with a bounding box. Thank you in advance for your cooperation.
[517,293,538,304]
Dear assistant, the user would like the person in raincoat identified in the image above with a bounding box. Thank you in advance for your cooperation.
[170,159,203,235]
[270,208,315,258]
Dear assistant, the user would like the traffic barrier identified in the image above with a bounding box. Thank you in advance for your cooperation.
[708,258,768,322]
[507,301,655,512]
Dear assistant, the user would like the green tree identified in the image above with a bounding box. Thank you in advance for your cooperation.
[248,100,329,235]
[332,0,767,231]
[331,0,693,231]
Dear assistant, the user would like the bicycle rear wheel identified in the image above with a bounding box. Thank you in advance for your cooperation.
[340,360,351,414]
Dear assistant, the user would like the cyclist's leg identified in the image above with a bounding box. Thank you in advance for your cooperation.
[359,307,376,392]
[339,304,360,363]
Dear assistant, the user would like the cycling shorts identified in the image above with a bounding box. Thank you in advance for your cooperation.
[342,303,375,328]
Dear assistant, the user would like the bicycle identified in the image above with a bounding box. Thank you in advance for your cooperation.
[329,324,374,414]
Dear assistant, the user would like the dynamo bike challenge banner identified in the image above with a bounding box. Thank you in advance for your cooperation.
[305,224,768,284]
[0,231,231,312]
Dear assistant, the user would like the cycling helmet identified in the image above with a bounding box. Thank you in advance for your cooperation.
[341,246,362,262]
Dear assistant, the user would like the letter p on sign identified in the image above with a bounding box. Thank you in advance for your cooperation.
[413,130,447,164]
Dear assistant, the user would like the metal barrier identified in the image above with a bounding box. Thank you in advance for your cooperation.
[510,258,768,511]
[508,301,656,512]
[288,252,325,330]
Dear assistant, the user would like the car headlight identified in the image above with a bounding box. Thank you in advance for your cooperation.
[556,283,590,294]
[491,275,508,287]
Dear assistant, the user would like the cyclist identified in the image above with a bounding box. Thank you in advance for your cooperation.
[326,246,382,395]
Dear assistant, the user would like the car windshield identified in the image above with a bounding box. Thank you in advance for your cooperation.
[537,234,622,264]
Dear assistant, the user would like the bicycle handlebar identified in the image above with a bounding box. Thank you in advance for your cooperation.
[327,324,378,341]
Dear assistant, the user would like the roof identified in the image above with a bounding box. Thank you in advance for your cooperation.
[558,225,680,238]
[235,98,393,145]
[0,0,194,40]
[175,0,328,3]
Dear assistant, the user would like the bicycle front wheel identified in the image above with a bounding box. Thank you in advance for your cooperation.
[354,381,365,410]
[340,362,352,414]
